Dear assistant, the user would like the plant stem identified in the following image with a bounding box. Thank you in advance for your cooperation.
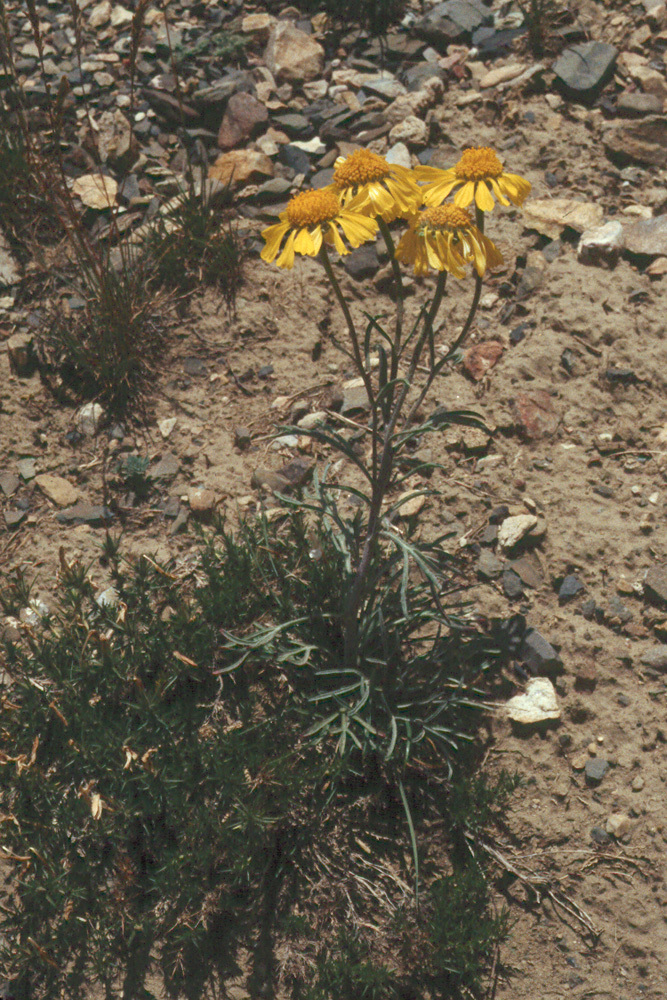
[377,218,404,360]
[318,245,379,479]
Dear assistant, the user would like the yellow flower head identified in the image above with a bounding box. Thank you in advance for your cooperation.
[333,148,422,222]
[416,147,531,213]
[395,204,504,278]
[260,187,378,269]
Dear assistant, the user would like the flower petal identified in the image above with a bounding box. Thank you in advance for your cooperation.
[453,181,475,208]
[475,180,495,213]
[275,229,297,269]
[326,221,347,256]
[293,227,316,255]
[261,221,289,263]
[489,178,511,207]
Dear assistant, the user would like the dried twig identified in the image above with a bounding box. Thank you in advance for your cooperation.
[469,834,601,940]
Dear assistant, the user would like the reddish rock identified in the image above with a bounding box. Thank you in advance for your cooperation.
[513,390,560,440]
[463,340,504,381]
[217,92,268,151]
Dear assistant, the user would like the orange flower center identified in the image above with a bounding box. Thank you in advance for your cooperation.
[454,147,503,181]
[418,205,473,231]
[286,189,341,228]
[334,149,391,188]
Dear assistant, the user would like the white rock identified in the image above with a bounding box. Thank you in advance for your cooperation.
[577,220,624,264]
[522,198,604,239]
[76,402,105,436]
[605,812,632,838]
[71,173,118,209]
[505,678,561,725]
[96,587,118,608]
[389,115,428,148]
[265,22,324,83]
[110,5,133,28]
[291,136,326,154]
[479,63,526,88]
[302,79,328,100]
[271,434,299,449]
[158,417,177,439]
[89,0,111,28]
[497,514,537,550]
[385,142,411,168]
[297,411,327,429]
[395,491,426,518]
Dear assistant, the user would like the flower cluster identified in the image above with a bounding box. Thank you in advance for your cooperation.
[261,145,530,278]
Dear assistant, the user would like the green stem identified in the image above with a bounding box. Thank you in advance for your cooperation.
[377,218,404,355]
[318,244,378,480]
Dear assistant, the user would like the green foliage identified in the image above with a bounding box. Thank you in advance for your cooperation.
[118,454,152,502]
[145,163,243,305]
[0,511,514,999]
[173,31,248,67]
[302,932,399,1000]
[428,863,511,995]
[41,249,169,417]
[218,475,502,776]
[0,105,62,253]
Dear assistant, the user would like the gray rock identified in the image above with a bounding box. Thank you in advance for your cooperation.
[502,569,524,599]
[585,757,610,786]
[4,509,26,529]
[341,380,371,415]
[590,826,612,846]
[150,452,180,479]
[342,244,379,280]
[272,112,312,137]
[193,72,255,112]
[643,563,667,605]
[607,594,633,623]
[520,629,563,676]
[311,168,335,189]
[476,550,504,579]
[414,0,490,44]
[403,62,446,92]
[56,503,113,526]
[278,143,311,175]
[559,574,584,603]
[0,471,20,496]
[17,458,37,480]
[255,178,292,203]
[639,645,667,671]
[553,42,617,99]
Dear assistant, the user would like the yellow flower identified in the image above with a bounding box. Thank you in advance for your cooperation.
[416,147,531,212]
[260,187,378,269]
[395,205,504,278]
[332,148,422,222]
